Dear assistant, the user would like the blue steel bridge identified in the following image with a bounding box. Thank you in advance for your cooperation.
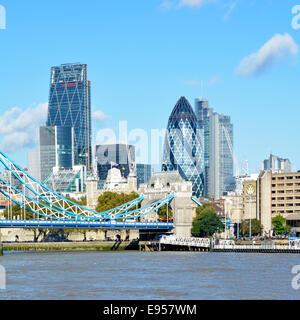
[0,151,176,230]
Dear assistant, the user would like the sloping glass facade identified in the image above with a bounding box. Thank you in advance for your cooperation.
[46,63,92,169]
[162,97,204,197]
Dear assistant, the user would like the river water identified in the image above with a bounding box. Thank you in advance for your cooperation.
[0,251,300,300]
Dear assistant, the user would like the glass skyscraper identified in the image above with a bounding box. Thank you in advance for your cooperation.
[39,126,73,182]
[195,98,234,199]
[46,63,92,169]
[136,164,152,189]
[262,154,291,173]
[162,97,205,198]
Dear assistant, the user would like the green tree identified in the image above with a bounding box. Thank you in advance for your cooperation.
[192,204,224,237]
[272,215,290,235]
[158,205,173,220]
[240,219,262,236]
[66,196,87,206]
[95,191,140,213]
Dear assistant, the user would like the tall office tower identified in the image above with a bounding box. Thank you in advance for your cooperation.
[136,164,152,189]
[95,144,136,189]
[195,98,234,200]
[39,126,73,182]
[27,149,40,181]
[162,97,205,198]
[46,63,92,169]
[195,98,210,197]
[262,154,291,173]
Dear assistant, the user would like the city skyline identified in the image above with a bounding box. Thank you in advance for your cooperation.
[0,0,299,175]
[2,0,300,305]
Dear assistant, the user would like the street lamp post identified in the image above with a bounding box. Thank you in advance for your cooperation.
[246,184,255,242]
[249,196,252,240]
[225,199,233,240]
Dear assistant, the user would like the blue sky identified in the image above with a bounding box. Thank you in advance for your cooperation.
[0,0,299,174]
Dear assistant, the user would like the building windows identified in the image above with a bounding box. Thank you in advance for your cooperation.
[162,97,204,198]
[47,63,92,168]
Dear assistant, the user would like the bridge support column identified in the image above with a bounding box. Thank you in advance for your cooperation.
[173,193,197,237]
[86,178,100,210]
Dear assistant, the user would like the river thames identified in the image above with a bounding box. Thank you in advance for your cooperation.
[0,251,300,300]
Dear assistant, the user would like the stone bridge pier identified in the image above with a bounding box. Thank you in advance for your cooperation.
[139,171,197,237]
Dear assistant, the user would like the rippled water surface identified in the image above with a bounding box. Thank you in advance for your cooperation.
[1,251,300,300]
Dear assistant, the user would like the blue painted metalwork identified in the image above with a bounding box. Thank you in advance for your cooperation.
[0,151,175,228]
[116,193,175,219]
[0,174,144,221]
[191,196,203,207]
[0,151,143,218]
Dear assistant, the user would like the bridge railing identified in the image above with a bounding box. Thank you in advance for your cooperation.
[0,219,174,230]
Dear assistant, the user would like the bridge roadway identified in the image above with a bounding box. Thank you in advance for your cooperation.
[0,220,174,230]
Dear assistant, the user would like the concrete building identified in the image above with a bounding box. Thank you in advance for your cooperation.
[264,171,300,226]
[195,98,234,200]
[262,154,291,173]
[223,170,300,237]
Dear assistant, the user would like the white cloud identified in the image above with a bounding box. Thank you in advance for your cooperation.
[0,103,48,152]
[92,110,109,121]
[237,33,299,77]
[223,0,238,21]
[178,0,205,7]
[159,0,174,10]
[178,0,213,8]
[159,0,215,10]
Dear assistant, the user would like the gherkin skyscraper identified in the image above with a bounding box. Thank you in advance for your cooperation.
[46,63,92,169]
[162,96,205,197]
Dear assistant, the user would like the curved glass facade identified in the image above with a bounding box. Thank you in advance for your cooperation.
[162,97,204,197]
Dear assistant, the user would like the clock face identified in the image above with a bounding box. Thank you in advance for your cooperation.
[246,184,255,195]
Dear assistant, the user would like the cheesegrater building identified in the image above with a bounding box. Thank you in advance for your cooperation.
[162,96,205,198]
[46,63,92,169]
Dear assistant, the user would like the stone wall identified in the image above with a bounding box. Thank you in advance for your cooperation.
[0,228,139,243]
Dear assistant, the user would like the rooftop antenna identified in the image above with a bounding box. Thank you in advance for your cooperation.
[201,80,204,99]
